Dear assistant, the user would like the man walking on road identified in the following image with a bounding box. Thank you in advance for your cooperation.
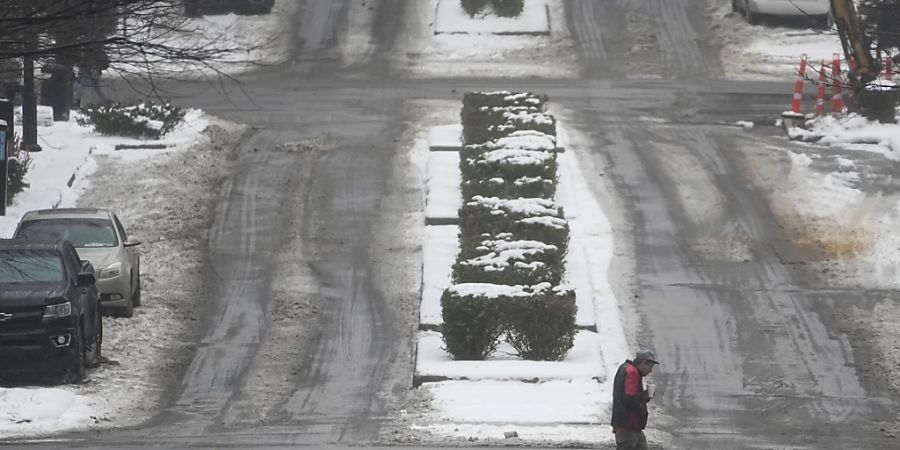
[611,350,659,450]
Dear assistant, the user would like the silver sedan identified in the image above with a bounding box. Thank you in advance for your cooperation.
[14,208,142,317]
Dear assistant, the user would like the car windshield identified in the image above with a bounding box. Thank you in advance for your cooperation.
[16,218,118,248]
[0,250,63,283]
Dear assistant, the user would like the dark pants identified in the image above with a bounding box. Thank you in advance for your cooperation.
[615,429,648,450]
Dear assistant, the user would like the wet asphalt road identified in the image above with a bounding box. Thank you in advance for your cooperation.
[14,0,900,448]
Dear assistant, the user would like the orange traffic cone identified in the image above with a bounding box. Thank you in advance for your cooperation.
[816,61,827,116]
[784,54,808,118]
[831,54,844,114]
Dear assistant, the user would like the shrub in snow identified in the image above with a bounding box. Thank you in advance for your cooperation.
[441,90,576,361]
[461,91,549,145]
[490,0,524,17]
[6,134,31,206]
[452,239,563,286]
[440,283,578,361]
[461,147,558,182]
[460,131,557,161]
[462,91,546,112]
[462,105,541,145]
[7,157,31,206]
[461,0,489,17]
[440,284,507,360]
[461,175,556,200]
[77,101,186,139]
[491,111,556,140]
[504,284,577,361]
[458,196,569,256]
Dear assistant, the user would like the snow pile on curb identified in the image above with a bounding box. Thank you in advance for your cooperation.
[788,113,900,158]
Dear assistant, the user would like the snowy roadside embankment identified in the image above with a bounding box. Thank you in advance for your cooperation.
[788,113,900,157]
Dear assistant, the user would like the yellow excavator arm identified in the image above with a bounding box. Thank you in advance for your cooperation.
[830,0,879,86]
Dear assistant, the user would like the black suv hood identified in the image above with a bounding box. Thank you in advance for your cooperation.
[0,282,65,308]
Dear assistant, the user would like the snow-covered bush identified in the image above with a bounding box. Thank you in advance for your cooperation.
[491,0,524,17]
[461,147,558,182]
[458,196,569,257]
[7,135,31,206]
[440,284,507,360]
[441,283,576,361]
[504,285,577,361]
[462,175,555,200]
[441,91,576,361]
[77,101,186,139]
[461,91,549,145]
[461,0,489,17]
[460,0,524,17]
[460,131,559,198]
[452,238,563,285]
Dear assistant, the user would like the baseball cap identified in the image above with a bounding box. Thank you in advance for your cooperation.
[635,350,659,365]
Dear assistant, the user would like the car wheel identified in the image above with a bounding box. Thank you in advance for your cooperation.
[84,309,102,368]
[63,324,86,384]
[131,273,142,307]
[117,299,134,318]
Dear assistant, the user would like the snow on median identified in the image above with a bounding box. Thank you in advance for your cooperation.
[414,121,628,446]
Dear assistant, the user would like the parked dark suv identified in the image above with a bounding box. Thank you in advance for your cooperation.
[184,0,274,17]
[0,239,102,383]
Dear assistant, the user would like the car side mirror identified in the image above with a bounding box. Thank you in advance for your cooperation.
[76,272,96,287]
[124,238,142,247]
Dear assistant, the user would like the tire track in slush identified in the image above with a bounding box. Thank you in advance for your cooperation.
[684,129,867,405]
[161,141,299,435]
[611,120,887,447]
[647,0,708,79]
[279,136,396,444]
[568,0,608,68]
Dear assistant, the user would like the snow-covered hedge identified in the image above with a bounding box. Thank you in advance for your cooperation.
[441,91,575,361]
[440,283,576,361]
[458,196,569,258]
[460,91,553,145]
[460,130,558,198]
[461,175,555,200]
[504,284,576,361]
[452,238,564,286]
[460,0,525,18]
[440,283,508,360]
[77,101,186,139]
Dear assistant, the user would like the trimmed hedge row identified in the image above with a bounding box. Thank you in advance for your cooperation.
[461,175,555,200]
[441,283,577,361]
[452,238,564,286]
[440,91,577,361]
[458,196,569,259]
